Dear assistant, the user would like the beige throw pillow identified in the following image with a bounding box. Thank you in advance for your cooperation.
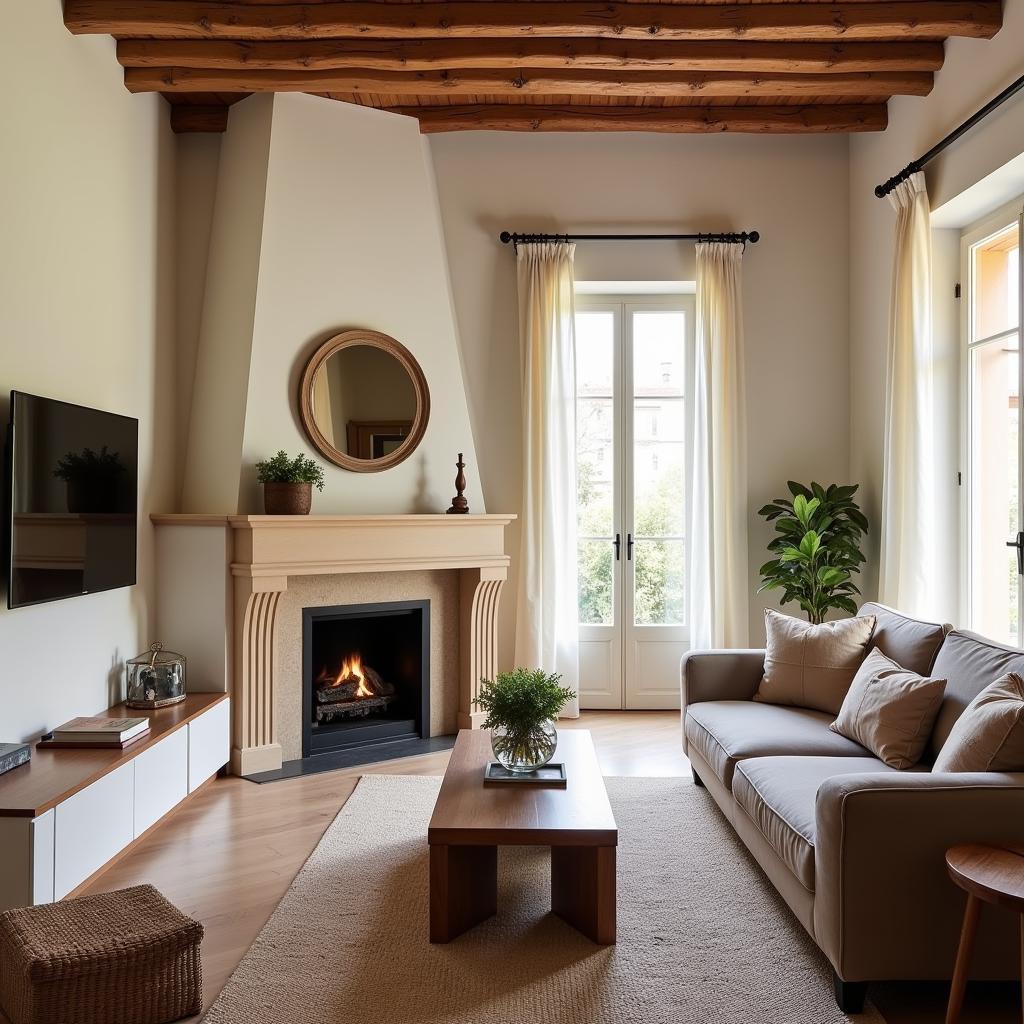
[933,673,1024,773]
[829,648,947,769]
[754,609,876,715]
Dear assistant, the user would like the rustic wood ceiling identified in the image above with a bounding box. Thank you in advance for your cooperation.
[63,1,1004,134]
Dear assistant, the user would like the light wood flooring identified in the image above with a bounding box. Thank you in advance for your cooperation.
[73,711,1016,1024]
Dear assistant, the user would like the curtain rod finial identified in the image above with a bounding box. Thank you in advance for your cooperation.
[748,231,760,244]
[499,231,513,244]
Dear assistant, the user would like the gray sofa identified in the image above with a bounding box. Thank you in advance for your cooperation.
[680,602,1024,1012]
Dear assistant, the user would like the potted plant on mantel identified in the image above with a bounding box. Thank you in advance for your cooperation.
[473,668,576,773]
[757,481,868,623]
[256,450,326,515]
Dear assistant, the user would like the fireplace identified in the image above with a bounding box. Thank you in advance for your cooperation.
[302,600,429,758]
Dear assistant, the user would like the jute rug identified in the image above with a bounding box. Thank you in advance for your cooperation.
[204,775,883,1024]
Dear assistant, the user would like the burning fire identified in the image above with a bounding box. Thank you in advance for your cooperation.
[320,653,374,696]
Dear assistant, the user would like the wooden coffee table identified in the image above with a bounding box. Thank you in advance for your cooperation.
[427,728,618,945]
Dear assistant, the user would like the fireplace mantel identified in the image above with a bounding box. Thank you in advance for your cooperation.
[151,514,515,775]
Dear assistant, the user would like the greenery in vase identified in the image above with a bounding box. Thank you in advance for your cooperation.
[53,446,125,483]
[757,481,868,625]
[473,668,575,764]
[255,450,325,491]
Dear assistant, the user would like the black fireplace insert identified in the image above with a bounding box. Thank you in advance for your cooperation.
[302,600,429,758]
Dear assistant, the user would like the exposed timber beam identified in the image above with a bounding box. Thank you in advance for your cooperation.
[168,102,231,133]
[116,39,947,75]
[396,103,889,133]
[64,1,1001,43]
[126,66,934,98]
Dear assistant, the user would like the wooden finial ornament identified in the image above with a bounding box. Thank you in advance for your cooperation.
[446,453,469,515]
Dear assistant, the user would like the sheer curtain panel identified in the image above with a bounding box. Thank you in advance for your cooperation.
[513,242,580,716]
[879,171,934,615]
[688,242,749,649]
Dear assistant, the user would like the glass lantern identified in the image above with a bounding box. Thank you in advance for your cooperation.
[126,642,186,709]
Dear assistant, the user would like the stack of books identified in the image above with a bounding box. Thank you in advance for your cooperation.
[44,716,151,749]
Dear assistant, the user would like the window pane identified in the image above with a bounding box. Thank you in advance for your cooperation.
[632,310,686,625]
[974,223,1020,341]
[634,539,685,625]
[576,311,615,624]
[969,333,1019,645]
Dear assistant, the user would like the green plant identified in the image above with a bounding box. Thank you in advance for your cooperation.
[53,446,125,483]
[757,482,868,624]
[473,668,575,761]
[256,450,325,491]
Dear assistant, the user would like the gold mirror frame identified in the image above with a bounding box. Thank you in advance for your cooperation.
[299,330,430,473]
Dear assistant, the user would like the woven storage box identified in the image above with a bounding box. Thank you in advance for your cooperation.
[0,884,203,1024]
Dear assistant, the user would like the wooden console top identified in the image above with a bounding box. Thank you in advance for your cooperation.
[0,693,228,818]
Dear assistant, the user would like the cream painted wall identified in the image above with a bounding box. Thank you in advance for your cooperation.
[428,132,852,658]
[182,94,482,516]
[0,4,176,742]
[849,0,1024,621]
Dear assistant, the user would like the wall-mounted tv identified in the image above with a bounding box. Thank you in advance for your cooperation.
[6,392,138,609]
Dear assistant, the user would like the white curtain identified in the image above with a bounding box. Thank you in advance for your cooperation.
[687,242,749,649]
[879,171,934,614]
[513,242,580,717]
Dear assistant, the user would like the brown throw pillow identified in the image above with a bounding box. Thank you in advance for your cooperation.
[754,609,876,715]
[830,648,947,769]
[933,673,1024,773]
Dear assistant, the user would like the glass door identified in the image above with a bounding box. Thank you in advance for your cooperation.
[576,295,693,709]
[964,207,1023,646]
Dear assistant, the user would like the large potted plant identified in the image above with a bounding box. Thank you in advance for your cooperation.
[53,446,126,513]
[256,451,325,515]
[757,481,868,624]
[473,668,576,773]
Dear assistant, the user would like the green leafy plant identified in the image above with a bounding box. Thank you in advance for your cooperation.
[757,482,868,624]
[53,446,125,483]
[473,668,575,762]
[255,450,325,491]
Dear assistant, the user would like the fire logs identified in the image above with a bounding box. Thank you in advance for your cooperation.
[314,656,396,723]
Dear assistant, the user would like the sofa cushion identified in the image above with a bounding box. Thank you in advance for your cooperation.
[684,700,870,790]
[930,630,1024,759]
[858,602,950,676]
[754,609,876,715]
[830,648,947,769]
[933,673,1024,772]
[732,756,900,892]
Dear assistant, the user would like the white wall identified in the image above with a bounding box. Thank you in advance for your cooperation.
[183,94,482,516]
[0,3,176,742]
[429,132,852,658]
[849,0,1024,620]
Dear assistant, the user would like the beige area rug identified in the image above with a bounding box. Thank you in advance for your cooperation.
[204,775,883,1024]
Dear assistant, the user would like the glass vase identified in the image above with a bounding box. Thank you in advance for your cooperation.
[490,720,558,773]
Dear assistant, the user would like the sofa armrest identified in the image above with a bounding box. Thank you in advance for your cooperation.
[814,771,1024,982]
[680,649,766,708]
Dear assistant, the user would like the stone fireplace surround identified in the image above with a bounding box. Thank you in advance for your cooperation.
[151,514,514,776]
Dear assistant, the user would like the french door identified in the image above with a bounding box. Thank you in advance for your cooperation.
[962,200,1023,646]
[575,295,694,709]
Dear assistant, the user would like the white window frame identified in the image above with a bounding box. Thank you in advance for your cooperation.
[959,195,1024,635]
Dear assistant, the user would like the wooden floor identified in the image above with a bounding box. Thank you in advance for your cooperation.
[74,711,1016,1024]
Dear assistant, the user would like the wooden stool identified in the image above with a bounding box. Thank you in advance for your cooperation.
[945,844,1024,1024]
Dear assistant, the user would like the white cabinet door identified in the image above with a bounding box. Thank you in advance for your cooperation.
[134,727,188,837]
[188,699,230,792]
[54,762,134,899]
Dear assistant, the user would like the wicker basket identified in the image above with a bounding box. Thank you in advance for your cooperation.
[0,885,203,1024]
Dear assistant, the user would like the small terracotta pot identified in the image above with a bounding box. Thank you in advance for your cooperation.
[263,481,312,515]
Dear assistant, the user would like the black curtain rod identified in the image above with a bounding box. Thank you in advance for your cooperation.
[875,72,1024,199]
[499,230,759,246]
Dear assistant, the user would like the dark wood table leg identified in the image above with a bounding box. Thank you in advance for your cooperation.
[429,843,497,943]
[946,893,981,1024]
[551,844,616,945]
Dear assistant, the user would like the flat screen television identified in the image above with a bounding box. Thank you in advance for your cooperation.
[6,391,138,609]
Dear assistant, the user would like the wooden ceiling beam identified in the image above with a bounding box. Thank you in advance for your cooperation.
[396,103,889,133]
[168,102,231,133]
[65,1,1001,43]
[116,39,947,75]
[126,66,933,99]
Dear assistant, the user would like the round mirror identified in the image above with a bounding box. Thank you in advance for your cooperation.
[299,330,430,472]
